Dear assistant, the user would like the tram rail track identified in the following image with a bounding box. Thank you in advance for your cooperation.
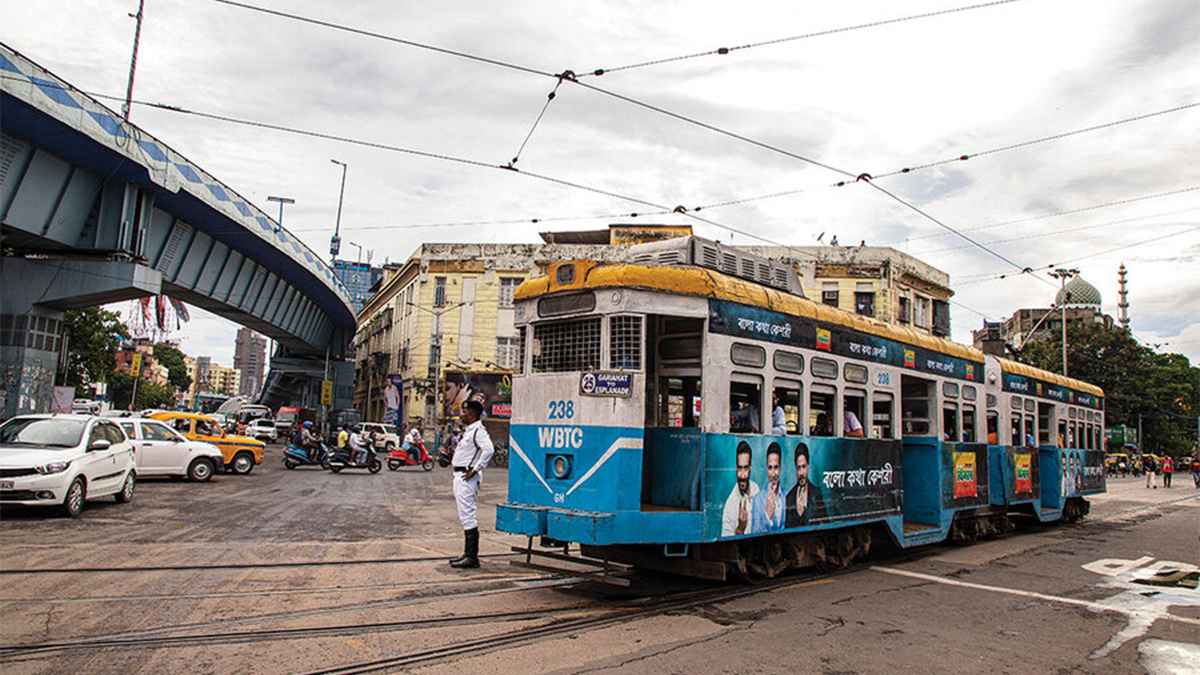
[0,552,518,575]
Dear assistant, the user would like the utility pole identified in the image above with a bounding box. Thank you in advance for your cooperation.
[121,0,145,121]
[407,300,469,447]
[330,159,347,261]
[1049,268,1079,376]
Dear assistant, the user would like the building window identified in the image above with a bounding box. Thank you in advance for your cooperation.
[609,316,643,370]
[898,296,911,324]
[532,317,601,373]
[914,296,931,328]
[854,292,875,317]
[433,277,447,308]
[496,336,520,370]
[499,277,521,308]
[821,283,839,308]
[932,300,951,337]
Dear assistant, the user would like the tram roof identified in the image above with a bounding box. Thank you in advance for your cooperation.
[516,261,1104,399]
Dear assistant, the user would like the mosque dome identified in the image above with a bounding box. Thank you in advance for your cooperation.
[1055,276,1102,308]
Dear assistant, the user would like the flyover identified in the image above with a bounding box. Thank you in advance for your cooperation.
[0,42,356,417]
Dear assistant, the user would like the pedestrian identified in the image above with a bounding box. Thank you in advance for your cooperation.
[447,399,495,569]
[1161,455,1173,488]
[1192,454,1200,488]
[1144,456,1157,489]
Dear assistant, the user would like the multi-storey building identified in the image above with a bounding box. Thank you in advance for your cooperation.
[233,327,267,398]
[333,259,385,313]
[353,225,956,428]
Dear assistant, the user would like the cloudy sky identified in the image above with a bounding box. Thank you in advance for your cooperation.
[7,0,1199,366]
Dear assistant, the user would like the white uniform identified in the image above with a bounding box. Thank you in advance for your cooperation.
[451,420,495,530]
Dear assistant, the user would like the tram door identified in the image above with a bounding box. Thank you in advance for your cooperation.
[641,316,704,511]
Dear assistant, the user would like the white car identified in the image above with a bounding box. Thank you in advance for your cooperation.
[116,418,225,481]
[0,414,136,517]
[354,422,401,451]
[246,418,278,442]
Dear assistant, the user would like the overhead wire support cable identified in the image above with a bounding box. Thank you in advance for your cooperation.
[209,0,556,78]
[579,0,1027,77]
[506,73,571,168]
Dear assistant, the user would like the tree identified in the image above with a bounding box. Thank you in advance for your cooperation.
[107,372,176,410]
[153,342,192,394]
[1016,322,1200,455]
[61,308,129,390]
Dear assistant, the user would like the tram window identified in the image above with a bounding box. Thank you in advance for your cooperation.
[1068,407,1076,419]
[1024,399,1036,413]
[942,382,959,399]
[1010,413,1023,447]
[1025,415,1036,446]
[772,380,803,436]
[986,393,997,408]
[962,405,977,443]
[901,376,932,436]
[730,343,766,368]
[659,376,700,428]
[811,357,838,380]
[1037,402,1052,445]
[1011,395,1023,410]
[986,411,999,444]
[943,402,960,442]
[809,387,836,437]
[532,317,601,372]
[872,393,895,439]
[660,336,701,361]
[1068,422,1077,449]
[962,386,977,402]
[729,380,762,434]
[609,316,642,370]
[844,363,868,385]
[774,350,804,374]
[844,389,866,438]
[1057,419,1068,448]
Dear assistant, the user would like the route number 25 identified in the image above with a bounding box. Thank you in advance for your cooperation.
[547,400,575,420]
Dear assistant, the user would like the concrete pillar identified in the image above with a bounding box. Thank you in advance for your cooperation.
[0,310,65,418]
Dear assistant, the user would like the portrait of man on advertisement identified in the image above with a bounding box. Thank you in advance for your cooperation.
[785,442,825,527]
[722,441,759,536]
[752,442,785,532]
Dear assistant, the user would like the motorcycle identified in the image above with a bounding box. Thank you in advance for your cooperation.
[387,437,435,472]
[283,443,330,470]
[327,444,383,474]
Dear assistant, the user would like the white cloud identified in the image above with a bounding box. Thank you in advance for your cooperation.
[7,0,1199,366]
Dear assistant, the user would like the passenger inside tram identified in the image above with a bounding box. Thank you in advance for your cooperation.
[809,391,835,437]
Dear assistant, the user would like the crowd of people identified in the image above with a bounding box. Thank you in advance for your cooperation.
[1107,452,1200,489]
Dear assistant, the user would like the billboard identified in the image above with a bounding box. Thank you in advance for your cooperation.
[382,374,403,426]
[442,371,513,421]
[704,434,902,539]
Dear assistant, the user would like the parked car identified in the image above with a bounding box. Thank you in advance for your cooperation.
[247,418,279,443]
[116,417,224,481]
[0,414,136,517]
[149,412,265,475]
[354,422,401,451]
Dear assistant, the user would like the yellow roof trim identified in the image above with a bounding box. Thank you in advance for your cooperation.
[515,263,985,363]
[997,357,1104,398]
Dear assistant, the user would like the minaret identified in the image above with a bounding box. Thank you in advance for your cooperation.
[1117,263,1130,331]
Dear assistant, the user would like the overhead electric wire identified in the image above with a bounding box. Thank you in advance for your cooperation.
[912,206,1200,257]
[580,0,1028,76]
[291,208,674,234]
[209,0,555,78]
[507,79,565,168]
[871,100,1200,180]
[955,226,1200,285]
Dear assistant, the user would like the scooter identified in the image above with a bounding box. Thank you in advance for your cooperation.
[387,438,435,472]
[327,444,383,474]
[283,443,330,470]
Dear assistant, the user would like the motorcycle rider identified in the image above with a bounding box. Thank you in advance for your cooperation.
[348,427,370,465]
[300,421,321,463]
[402,425,424,462]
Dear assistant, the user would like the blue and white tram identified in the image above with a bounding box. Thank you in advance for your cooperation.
[497,241,1105,580]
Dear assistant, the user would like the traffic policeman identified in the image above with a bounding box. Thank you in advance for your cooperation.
[449,399,495,569]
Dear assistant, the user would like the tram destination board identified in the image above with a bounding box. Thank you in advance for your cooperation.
[708,300,983,382]
[580,371,634,398]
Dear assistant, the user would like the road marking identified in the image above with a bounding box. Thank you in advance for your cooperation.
[870,566,1200,628]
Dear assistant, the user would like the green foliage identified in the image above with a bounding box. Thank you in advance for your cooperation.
[1016,322,1199,455]
[62,308,129,387]
[153,342,192,393]
[107,372,176,410]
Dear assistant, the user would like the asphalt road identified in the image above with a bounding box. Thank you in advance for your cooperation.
[1,448,1196,675]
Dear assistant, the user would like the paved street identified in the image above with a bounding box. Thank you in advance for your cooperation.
[1,452,1197,674]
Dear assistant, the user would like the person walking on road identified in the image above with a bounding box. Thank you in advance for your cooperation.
[1161,456,1173,488]
[448,399,495,569]
[1144,456,1157,489]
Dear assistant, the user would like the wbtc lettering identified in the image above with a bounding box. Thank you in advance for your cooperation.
[538,426,583,449]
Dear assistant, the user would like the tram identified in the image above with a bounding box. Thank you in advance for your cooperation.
[496,236,1106,580]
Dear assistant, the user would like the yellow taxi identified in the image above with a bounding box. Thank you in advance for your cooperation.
[149,412,265,475]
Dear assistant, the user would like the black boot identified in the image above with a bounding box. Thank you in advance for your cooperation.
[450,528,480,568]
[448,528,470,566]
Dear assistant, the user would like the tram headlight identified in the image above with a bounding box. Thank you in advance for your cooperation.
[550,454,572,480]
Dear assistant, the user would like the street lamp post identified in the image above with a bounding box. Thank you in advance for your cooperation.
[407,300,469,448]
[330,159,347,260]
[1049,268,1079,376]
[266,195,295,233]
[121,0,145,121]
